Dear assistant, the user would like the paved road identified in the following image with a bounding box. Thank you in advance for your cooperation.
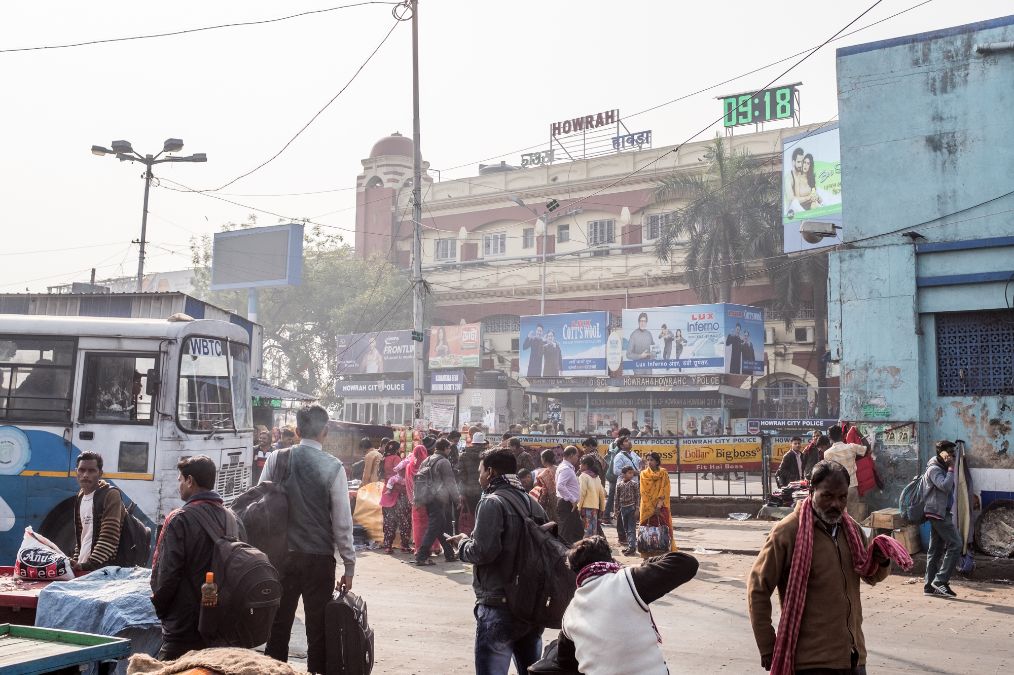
[282,518,1013,673]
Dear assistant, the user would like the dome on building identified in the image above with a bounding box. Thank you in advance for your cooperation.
[369,132,414,158]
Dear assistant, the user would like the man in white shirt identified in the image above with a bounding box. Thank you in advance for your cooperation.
[822,425,867,515]
[555,446,583,544]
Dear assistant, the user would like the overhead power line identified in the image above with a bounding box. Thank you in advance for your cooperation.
[0,2,399,54]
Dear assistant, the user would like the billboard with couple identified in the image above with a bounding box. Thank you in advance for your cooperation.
[519,311,609,378]
[621,303,764,376]
[783,124,843,252]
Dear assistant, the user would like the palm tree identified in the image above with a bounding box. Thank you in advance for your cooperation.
[652,135,781,303]
[653,135,830,412]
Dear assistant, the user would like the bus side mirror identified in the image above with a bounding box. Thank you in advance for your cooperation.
[146,368,160,396]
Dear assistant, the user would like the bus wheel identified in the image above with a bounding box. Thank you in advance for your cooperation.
[39,498,76,557]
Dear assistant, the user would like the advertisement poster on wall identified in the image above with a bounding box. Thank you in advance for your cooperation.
[681,409,724,436]
[336,330,413,374]
[519,311,609,378]
[429,323,481,369]
[621,304,764,375]
[782,124,843,253]
[679,436,764,472]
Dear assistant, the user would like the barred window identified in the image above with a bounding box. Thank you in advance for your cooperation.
[587,219,615,246]
[434,238,456,261]
[936,310,1014,397]
[645,212,675,240]
[483,232,507,257]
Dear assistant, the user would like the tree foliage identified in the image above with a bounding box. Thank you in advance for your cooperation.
[190,218,413,408]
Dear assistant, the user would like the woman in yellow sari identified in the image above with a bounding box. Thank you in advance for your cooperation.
[638,452,676,556]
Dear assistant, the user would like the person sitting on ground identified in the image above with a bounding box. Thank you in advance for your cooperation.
[71,451,127,571]
[577,455,606,538]
[614,466,640,556]
[447,448,547,675]
[554,535,698,675]
[748,459,912,674]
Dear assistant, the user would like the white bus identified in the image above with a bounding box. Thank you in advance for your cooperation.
[0,314,254,561]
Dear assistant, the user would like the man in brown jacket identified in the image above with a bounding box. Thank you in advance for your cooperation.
[71,451,126,571]
[748,461,891,674]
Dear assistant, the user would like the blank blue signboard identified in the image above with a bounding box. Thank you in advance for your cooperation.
[210,223,304,290]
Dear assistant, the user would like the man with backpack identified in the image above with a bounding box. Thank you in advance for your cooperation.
[413,437,461,565]
[921,440,963,598]
[151,455,246,660]
[70,451,126,571]
[263,405,356,673]
[446,448,549,675]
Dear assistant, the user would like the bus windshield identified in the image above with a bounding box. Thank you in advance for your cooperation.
[178,337,252,432]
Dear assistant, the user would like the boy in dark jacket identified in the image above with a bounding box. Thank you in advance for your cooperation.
[448,448,548,675]
[150,455,243,660]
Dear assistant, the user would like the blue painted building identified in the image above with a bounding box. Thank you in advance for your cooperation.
[830,16,1014,511]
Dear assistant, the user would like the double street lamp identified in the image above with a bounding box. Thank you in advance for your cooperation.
[91,138,207,292]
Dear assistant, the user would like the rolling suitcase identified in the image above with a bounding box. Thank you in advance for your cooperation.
[325,588,375,675]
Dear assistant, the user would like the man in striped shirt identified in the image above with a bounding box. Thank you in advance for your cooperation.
[71,451,126,572]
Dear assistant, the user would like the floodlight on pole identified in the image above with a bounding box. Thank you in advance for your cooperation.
[91,137,208,291]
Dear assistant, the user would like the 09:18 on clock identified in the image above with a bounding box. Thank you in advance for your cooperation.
[721,84,797,128]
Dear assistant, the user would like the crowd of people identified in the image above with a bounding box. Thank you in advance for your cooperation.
[60,411,968,674]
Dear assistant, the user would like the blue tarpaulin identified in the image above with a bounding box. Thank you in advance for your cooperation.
[35,566,159,636]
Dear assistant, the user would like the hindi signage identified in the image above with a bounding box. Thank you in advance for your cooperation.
[611,130,652,150]
[521,150,555,167]
[429,323,481,369]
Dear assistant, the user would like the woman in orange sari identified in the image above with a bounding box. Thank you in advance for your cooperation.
[638,452,676,557]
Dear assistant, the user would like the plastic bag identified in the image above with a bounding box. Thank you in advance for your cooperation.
[14,526,75,580]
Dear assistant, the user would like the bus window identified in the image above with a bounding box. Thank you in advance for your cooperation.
[178,337,252,432]
[80,354,157,423]
[0,336,75,424]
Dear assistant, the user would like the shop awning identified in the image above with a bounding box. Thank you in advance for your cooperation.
[251,378,317,402]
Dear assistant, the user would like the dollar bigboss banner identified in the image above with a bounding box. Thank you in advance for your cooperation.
[511,435,679,471]
[679,436,764,471]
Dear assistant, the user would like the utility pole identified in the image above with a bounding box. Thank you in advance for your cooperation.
[410,0,425,428]
[136,159,154,292]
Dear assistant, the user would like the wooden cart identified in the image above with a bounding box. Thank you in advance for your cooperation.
[0,624,130,674]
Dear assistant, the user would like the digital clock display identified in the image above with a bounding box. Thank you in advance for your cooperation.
[722,85,796,128]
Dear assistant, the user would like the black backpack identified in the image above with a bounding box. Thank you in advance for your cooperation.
[491,489,576,630]
[412,455,445,507]
[189,504,282,649]
[231,449,291,570]
[85,486,152,567]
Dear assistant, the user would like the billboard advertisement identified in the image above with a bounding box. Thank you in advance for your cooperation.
[210,223,304,290]
[336,330,413,374]
[783,124,842,253]
[429,323,481,369]
[519,311,609,378]
[621,304,763,375]
[679,436,764,472]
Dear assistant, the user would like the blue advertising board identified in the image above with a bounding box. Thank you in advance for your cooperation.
[429,369,464,393]
[621,303,764,375]
[519,311,609,378]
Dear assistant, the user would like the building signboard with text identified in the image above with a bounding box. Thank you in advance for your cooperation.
[429,323,481,369]
[679,436,764,472]
[621,304,764,375]
[519,311,609,378]
[336,330,414,374]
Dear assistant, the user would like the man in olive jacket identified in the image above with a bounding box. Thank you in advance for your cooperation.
[748,461,891,673]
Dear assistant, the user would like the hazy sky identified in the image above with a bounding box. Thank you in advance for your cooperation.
[1,1,1009,292]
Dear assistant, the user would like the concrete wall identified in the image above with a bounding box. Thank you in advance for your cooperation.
[831,16,1014,507]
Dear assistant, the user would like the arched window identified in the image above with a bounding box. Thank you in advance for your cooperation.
[760,377,811,418]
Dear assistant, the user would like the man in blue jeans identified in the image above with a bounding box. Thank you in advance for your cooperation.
[921,440,963,598]
[447,447,547,675]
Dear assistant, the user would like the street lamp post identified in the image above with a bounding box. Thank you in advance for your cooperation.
[509,195,551,315]
[91,138,207,292]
